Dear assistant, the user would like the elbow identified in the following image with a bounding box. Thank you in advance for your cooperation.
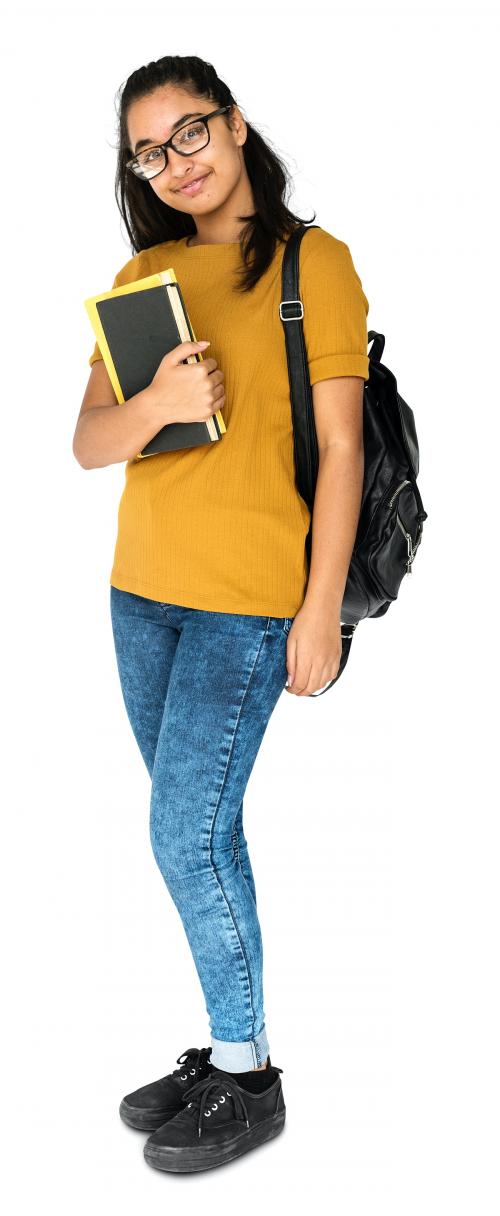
[73,442,113,470]
[72,429,107,470]
[72,420,90,469]
[72,437,96,470]
[73,444,89,470]
[318,438,364,460]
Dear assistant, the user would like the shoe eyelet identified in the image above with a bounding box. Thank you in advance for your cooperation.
[188,1102,192,1107]
[219,1095,226,1103]
[211,1102,218,1110]
[180,1073,187,1080]
[189,1068,195,1074]
[204,1110,211,1116]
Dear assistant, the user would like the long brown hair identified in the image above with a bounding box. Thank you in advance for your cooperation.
[113,54,316,291]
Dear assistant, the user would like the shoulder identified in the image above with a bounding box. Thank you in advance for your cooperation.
[111,249,146,289]
[299,225,360,277]
[297,225,368,311]
[112,240,179,288]
[136,239,181,273]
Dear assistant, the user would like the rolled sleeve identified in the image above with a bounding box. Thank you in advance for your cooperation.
[299,228,370,385]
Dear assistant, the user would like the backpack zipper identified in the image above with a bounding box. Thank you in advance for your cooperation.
[388,478,412,509]
[396,511,415,572]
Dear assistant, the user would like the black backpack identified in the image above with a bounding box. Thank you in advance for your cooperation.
[280,224,428,695]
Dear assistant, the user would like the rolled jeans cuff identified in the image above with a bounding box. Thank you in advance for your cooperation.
[210,1025,270,1072]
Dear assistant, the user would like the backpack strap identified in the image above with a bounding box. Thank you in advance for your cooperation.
[280,224,358,696]
[280,224,320,515]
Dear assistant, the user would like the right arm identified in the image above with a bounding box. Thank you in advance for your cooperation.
[72,340,224,469]
[72,365,164,469]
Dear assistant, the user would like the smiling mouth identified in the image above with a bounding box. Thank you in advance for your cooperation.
[176,173,211,193]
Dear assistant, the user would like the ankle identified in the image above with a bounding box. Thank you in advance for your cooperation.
[252,1054,270,1071]
[224,1055,273,1093]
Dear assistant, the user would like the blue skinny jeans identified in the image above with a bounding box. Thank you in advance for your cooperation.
[109,585,293,1071]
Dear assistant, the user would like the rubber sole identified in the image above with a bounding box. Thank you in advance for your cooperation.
[119,1099,181,1132]
[143,1108,286,1173]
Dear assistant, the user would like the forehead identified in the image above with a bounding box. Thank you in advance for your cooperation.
[126,87,210,147]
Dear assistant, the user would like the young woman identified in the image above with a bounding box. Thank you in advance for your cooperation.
[73,54,369,1174]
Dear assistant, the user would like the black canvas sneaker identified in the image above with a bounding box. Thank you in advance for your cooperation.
[119,1046,213,1131]
[143,1063,286,1173]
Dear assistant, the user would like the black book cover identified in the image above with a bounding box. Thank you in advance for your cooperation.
[85,270,226,458]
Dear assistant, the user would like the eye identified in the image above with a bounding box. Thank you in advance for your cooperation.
[143,147,163,163]
[178,122,204,144]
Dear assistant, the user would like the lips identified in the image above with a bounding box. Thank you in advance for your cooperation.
[176,172,211,193]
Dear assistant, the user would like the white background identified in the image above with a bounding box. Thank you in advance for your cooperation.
[2,1,499,1211]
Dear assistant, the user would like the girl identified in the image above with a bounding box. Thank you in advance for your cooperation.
[73,54,369,1174]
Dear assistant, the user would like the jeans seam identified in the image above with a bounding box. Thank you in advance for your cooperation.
[207,619,270,1042]
[158,603,178,628]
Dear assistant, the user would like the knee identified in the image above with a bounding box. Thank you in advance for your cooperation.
[149,789,178,881]
[149,787,209,884]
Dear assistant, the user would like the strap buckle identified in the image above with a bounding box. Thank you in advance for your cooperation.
[340,621,358,638]
[279,298,304,321]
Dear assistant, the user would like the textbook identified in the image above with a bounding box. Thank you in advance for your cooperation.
[84,267,226,459]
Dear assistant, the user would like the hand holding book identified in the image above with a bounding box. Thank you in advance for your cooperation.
[84,266,227,459]
[148,339,226,425]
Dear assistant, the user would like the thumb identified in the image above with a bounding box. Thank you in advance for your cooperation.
[170,339,210,365]
[286,643,296,689]
[163,339,211,368]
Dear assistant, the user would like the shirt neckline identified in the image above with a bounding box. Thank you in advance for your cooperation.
[182,235,241,250]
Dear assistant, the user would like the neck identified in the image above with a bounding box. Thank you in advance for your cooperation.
[186,169,255,247]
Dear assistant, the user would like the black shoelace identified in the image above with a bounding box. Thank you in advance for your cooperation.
[169,1046,212,1084]
[181,1068,254,1140]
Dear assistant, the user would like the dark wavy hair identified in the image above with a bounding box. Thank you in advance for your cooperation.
[113,54,316,292]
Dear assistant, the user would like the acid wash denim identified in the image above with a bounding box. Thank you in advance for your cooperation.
[109,585,294,1072]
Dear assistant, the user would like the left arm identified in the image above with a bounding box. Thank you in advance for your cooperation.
[285,375,364,696]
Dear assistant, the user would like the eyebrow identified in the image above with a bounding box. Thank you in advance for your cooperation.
[133,112,205,153]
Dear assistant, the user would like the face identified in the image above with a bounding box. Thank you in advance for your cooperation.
[126,86,248,216]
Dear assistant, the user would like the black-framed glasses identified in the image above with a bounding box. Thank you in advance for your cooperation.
[125,105,233,180]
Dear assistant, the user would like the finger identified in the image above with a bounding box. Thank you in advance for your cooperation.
[296,665,327,697]
[288,660,313,696]
[301,666,338,696]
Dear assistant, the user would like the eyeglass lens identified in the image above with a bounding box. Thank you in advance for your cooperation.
[131,120,209,179]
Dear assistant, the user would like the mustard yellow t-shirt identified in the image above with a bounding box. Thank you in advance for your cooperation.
[88,226,369,616]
